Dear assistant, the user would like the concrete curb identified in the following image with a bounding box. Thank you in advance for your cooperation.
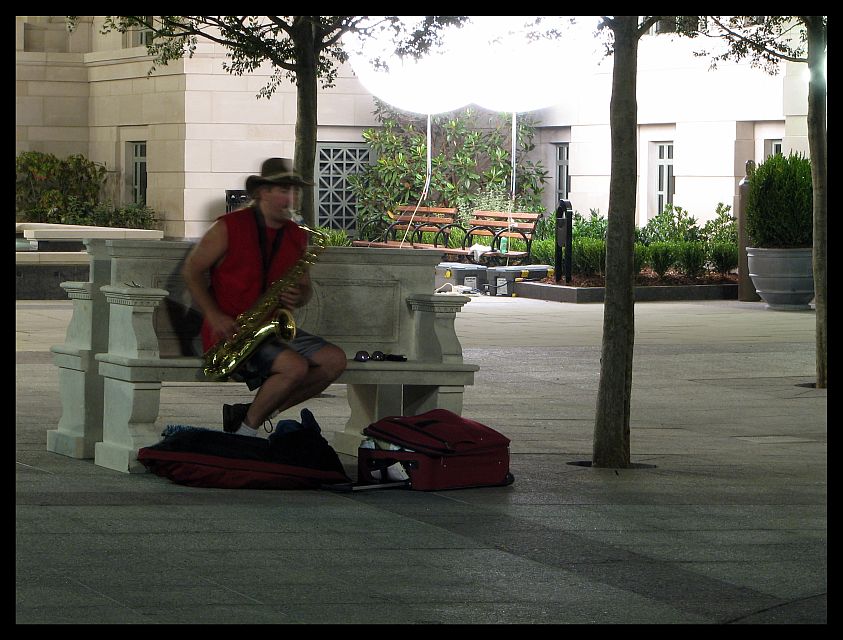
[514,280,738,303]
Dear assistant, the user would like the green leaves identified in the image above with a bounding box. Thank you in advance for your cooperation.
[15,151,157,229]
[639,203,700,244]
[745,152,813,247]
[16,151,106,223]
[350,101,548,233]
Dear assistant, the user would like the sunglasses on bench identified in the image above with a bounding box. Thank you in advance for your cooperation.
[353,351,407,362]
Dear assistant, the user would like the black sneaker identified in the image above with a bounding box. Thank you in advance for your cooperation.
[223,403,251,433]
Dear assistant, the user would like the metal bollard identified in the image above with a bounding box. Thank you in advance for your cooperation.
[555,199,573,283]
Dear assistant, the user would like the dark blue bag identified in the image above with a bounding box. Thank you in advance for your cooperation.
[138,409,350,489]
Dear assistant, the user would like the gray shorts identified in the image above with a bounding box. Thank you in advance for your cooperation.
[231,330,332,391]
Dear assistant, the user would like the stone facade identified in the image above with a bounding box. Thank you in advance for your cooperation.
[16,16,811,234]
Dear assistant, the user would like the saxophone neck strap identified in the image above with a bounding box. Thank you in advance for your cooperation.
[253,208,285,292]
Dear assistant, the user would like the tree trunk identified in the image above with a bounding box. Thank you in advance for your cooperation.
[592,18,639,468]
[292,18,319,228]
[803,17,827,388]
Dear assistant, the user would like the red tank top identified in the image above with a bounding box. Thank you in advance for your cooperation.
[200,207,308,352]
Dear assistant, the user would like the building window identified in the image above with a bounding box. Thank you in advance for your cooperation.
[765,139,783,159]
[130,142,147,205]
[124,16,154,48]
[315,143,372,232]
[655,142,674,215]
[554,143,571,202]
[647,16,703,35]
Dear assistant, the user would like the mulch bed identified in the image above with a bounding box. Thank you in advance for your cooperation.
[545,268,739,288]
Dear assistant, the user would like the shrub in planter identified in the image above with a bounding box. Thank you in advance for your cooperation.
[744,152,814,310]
[701,203,738,245]
[317,227,352,247]
[639,203,701,245]
[675,241,707,279]
[93,202,158,229]
[633,243,649,275]
[573,237,606,276]
[745,152,812,248]
[648,242,676,278]
[572,209,608,240]
[530,237,555,266]
[709,242,739,275]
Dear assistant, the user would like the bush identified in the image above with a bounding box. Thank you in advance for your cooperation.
[97,203,158,229]
[16,151,106,222]
[572,209,608,240]
[533,213,555,241]
[530,237,555,266]
[317,227,352,246]
[633,243,649,275]
[649,242,676,278]
[639,204,700,245]
[573,237,606,276]
[16,150,159,230]
[701,203,737,245]
[675,241,707,279]
[745,152,813,248]
[708,241,739,275]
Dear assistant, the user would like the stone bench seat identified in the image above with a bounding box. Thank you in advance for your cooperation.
[16,222,164,242]
[96,354,478,384]
[47,240,478,474]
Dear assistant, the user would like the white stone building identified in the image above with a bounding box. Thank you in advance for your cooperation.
[16,16,810,239]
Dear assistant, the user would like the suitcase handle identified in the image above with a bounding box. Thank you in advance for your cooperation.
[384,417,456,449]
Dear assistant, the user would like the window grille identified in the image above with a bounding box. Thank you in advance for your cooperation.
[315,144,372,232]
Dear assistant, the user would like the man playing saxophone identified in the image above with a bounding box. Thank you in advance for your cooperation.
[182,158,347,437]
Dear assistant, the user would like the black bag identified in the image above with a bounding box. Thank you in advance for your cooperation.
[138,409,350,489]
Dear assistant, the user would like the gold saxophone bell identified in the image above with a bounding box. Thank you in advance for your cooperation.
[202,224,326,381]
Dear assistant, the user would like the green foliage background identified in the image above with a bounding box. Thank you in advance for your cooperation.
[349,101,548,238]
[16,151,158,229]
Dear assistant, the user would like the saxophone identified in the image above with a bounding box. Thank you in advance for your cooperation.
[202,223,327,381]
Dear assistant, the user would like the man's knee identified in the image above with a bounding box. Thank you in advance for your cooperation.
[271,350,310,382]
[320,345,348,380]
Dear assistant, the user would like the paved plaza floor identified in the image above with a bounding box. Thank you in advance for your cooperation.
[16,296,826,624]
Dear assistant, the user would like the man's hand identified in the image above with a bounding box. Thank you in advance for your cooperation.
[279,272,312,309]
[206,310,238,343]
[279,284,306,310]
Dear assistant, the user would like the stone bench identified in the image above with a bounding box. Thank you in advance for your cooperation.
[47,240,478,473]
[15,224,165,299]
[16,222,164,245]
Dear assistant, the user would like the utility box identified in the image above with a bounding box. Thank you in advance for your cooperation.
[435,262,487,291]
[225,190,249,213]
[485,265,549,296]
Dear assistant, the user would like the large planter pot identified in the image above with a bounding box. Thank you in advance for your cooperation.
[746,247,814,310]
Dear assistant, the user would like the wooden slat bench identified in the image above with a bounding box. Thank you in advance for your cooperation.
[353,205,459,250]
[47,241,479,473]
[437,210,541,265]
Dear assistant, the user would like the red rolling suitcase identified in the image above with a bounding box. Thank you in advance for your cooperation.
[358,409,514,491]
